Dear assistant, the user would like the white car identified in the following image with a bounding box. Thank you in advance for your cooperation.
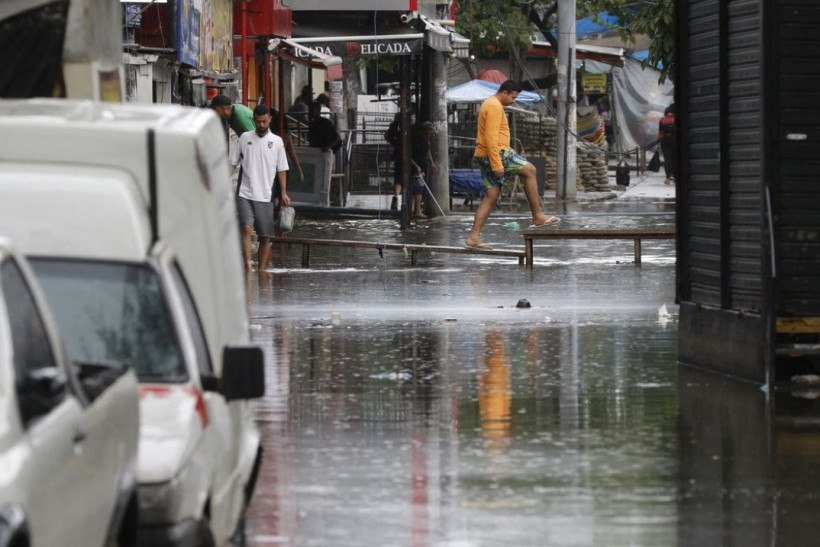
[0,99,264,546]
[0,239,140,547]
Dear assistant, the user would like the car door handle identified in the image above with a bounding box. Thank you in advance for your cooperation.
[73,428,86,444]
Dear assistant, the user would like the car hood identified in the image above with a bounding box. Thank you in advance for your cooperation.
[137,384,205,484]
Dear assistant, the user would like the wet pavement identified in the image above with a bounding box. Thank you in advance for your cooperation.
[243,176,820,546]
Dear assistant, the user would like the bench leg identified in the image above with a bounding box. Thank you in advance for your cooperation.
[525,238,534,267]
[634,239,642,266]
[301,244,310,268]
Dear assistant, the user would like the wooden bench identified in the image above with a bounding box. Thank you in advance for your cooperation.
[522,227,676,266]
[280,237,526,267]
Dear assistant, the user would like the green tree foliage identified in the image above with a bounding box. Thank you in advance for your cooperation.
[455,0,675,83]
[583,0,675,82]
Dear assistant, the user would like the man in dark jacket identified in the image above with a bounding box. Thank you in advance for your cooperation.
[307,102,341,197]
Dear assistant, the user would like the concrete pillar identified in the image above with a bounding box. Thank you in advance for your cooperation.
[556,0,577,200]
[428,50,450,217]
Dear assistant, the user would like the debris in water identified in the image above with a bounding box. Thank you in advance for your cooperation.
[516,299,531,309]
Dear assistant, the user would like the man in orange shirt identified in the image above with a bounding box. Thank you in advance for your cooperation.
[465,80,559,250]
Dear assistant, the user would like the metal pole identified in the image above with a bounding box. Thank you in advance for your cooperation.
[430,50,450,216]
[556,0,577,200]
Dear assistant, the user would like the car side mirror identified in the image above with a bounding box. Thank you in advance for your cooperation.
[18,367,68,425]
[221,346,265,401]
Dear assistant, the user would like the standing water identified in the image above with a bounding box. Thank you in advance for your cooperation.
[244,208,820,546]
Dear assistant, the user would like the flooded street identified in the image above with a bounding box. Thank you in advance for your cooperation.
[243,203,820,546]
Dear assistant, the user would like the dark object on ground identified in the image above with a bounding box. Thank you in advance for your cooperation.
[616,160,630,186]
[647,150,661,172]
[516,299,532,308]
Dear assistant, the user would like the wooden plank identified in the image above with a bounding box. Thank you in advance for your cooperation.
[522,228,676,239]
[280,237,526,267]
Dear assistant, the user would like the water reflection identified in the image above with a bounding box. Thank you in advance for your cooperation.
[478,329,511,454]
[243,210,820,545]
[678,368,820,545]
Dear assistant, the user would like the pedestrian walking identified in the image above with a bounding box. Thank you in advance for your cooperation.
[465,80,559,250]
[211,94,255,138]
[658,104,676,185]
[307,101,341,199]
[229,104,290,271]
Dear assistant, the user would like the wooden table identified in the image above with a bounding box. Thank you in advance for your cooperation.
[522,227,676,266]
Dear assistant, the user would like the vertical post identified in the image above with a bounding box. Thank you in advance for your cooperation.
[401,56,412,229]
[430,50,450,216]
[241,3,248,105]
[556,0,577,200]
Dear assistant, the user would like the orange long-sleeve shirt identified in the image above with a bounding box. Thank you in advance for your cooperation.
[474,95,511,171]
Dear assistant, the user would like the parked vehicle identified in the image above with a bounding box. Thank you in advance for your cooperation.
[0,99,265,546]
[0,238,140,547]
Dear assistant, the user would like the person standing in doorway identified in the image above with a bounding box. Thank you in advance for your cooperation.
[308,101,341,201]
[229,104,290,271]
[385,112,403,210]
[466,80,559,250]
[658,104,676,185]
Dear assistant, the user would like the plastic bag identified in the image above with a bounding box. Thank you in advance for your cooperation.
[279,206,295,233]
[647,150,661,172]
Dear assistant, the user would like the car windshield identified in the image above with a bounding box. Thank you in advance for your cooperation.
[30,259,187,383]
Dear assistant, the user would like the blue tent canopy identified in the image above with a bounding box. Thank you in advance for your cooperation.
[632,50,664,69]
[576,11,620,39]
[446,80,542,104]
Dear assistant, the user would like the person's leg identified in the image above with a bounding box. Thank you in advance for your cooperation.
[257,236,272,270]
[509,157,559,226]
[252,200,276,270]
[236,197,256,270]
[241,225,254,270]
[466,185,501,246]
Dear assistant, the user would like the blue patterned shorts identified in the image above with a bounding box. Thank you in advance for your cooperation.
[473,148,530,190]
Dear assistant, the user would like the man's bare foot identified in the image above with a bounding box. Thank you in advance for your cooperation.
[465,238,493,250]
[532,214,561,227]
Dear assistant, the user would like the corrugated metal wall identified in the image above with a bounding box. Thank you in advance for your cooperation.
[726,0,764,313]
[682,0,722,306]
[677,0,769,383]
[773,1,820,317]
[681,0,763,310]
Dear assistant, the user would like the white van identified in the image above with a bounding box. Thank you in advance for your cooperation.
[0,99,265,546]
[0,238,140,547]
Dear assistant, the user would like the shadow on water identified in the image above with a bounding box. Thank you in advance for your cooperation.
[243,210,820,546]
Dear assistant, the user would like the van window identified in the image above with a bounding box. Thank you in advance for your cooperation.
[169,264,214,376]
[30,259,187,383]
[0,258,58,379]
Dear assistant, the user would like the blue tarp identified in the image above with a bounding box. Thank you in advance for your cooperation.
[576,12,620,39]
[632,50,664,69]
[446,80,542,104]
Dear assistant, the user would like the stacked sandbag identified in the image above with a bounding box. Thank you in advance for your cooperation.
[576,145,611,191]
[516,114,611,192]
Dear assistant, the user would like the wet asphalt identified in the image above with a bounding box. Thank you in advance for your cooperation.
[242,180,820,546]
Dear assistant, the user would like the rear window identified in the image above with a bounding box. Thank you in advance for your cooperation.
[30,259,187,383]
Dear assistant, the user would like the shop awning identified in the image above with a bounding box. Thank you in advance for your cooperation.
[530,40,624,67]
[268,38,344,80]
[406,13,471,58]
[289,34,424,58]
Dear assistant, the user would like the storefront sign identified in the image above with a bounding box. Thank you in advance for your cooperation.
[582,73,608,95]
[291,36,423,58]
